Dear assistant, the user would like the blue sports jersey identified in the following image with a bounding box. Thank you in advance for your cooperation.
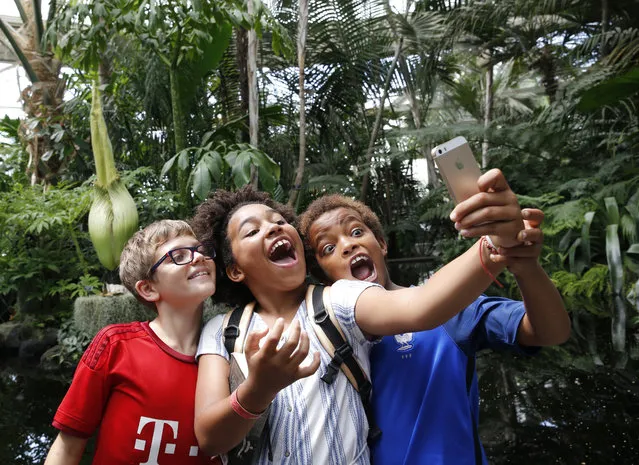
[370,295,538,465]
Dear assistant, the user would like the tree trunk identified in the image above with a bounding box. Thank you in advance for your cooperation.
[169,66,189,202]
[482,53,493,169]
[288,0,309,208]
[236,28,249,143]
[169,68,187,154]
[247,0,259,187]
[360,38,403,201]
[532,45,558,102]
[12,0,65,186]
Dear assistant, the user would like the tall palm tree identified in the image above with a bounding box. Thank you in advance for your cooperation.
[0,0,66,186]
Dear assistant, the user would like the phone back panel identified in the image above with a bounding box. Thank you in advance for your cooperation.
[433,143,482,203]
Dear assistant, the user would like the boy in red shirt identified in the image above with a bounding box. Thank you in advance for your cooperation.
[45,220,220,465]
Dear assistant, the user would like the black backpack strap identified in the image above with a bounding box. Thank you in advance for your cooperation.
[223,306,244,356]
[307,284,381,443]
[223,301,256,355]
[223,302,272,463]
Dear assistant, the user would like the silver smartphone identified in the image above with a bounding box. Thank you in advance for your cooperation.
[431,136,482,204]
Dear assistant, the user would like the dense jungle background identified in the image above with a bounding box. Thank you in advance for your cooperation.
[1,0,639,463]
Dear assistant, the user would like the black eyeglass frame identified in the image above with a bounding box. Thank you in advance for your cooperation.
[149,245,215,274]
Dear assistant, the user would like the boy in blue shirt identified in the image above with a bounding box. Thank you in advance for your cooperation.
[298,169,570,465]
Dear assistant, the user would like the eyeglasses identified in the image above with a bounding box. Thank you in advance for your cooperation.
[149,244,215,274]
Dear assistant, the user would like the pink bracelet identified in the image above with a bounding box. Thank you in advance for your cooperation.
[230,389,263,420]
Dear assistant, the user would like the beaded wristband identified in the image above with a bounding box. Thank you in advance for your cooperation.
[230,389,263,420]
[479,237,503,288]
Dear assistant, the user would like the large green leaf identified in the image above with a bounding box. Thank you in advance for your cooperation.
[604,197,620,225]
[577,67,639,111]
[611,295,627,362]
[568,237,583,275]
[192,158,212,200]
[226,151,252,188]
[201,151,224,183]
[177,149,191,171]
[580,211,595,267]
[605,224,623,296]
[160,153,179,178]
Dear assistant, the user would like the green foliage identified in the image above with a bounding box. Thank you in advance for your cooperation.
[553,266,611,316]
[55,316,92,366]
[0,182,102,315]
[161,140,281,202]
[49,274,103,300]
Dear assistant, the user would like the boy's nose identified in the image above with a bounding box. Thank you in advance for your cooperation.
[192,248,213,264]
[341,241,358,256]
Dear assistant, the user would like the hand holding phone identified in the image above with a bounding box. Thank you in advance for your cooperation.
[431,136,482,204]
[433,137,524,248]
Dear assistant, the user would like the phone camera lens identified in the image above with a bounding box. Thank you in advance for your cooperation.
[438,149,442,154]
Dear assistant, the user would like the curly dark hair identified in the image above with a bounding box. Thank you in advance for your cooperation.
[297,194,386,282]
[190,186,297,307]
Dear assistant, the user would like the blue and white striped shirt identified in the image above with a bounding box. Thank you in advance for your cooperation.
[197,279,378,464]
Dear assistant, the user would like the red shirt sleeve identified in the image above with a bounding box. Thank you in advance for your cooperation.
[52,328,113,437]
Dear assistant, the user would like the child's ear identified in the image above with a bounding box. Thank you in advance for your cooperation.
[377,237,388,257]
[226,263,245,283]
[135,279,160,303]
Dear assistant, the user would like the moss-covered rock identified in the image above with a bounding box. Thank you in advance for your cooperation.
[74,294,229,338]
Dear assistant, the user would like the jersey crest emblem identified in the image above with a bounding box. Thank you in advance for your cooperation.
[394,333,414,352]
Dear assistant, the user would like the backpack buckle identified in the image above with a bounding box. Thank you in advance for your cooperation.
[320,343,353,385]
[224,325,240,340]
[314,307,329,324]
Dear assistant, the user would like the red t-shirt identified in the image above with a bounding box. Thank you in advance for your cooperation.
[53,321,220,465]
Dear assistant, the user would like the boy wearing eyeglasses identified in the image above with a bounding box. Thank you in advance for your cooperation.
[44,220,221,465]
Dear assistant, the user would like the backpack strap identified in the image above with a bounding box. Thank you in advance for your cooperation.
[306,284,381,443]
[222,301,273,462]
[223,301,257,355]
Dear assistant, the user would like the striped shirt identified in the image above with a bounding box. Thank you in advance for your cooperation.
[197,279,378,465]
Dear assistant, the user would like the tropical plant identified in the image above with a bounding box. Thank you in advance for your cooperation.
[0,0,70,185]
[161,137,281,203]
[87,81,138,271]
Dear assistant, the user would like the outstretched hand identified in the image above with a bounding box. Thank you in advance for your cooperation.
[489,208,545,276]
[449,168,524,248]
[244,318,320,399]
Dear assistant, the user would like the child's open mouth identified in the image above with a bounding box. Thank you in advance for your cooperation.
[268,239,297,265]
[350,255,375,281]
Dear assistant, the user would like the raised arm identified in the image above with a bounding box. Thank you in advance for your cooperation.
[355,169,524,336]
[44,432,88,465]
[195,319,319,455]
[489,208,570,346]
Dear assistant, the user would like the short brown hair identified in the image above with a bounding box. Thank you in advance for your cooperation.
[298,195,385,281]
[191,186,296,307]
[119,219,195,309]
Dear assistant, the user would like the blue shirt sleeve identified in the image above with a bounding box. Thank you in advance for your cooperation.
[444,295,540,357]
